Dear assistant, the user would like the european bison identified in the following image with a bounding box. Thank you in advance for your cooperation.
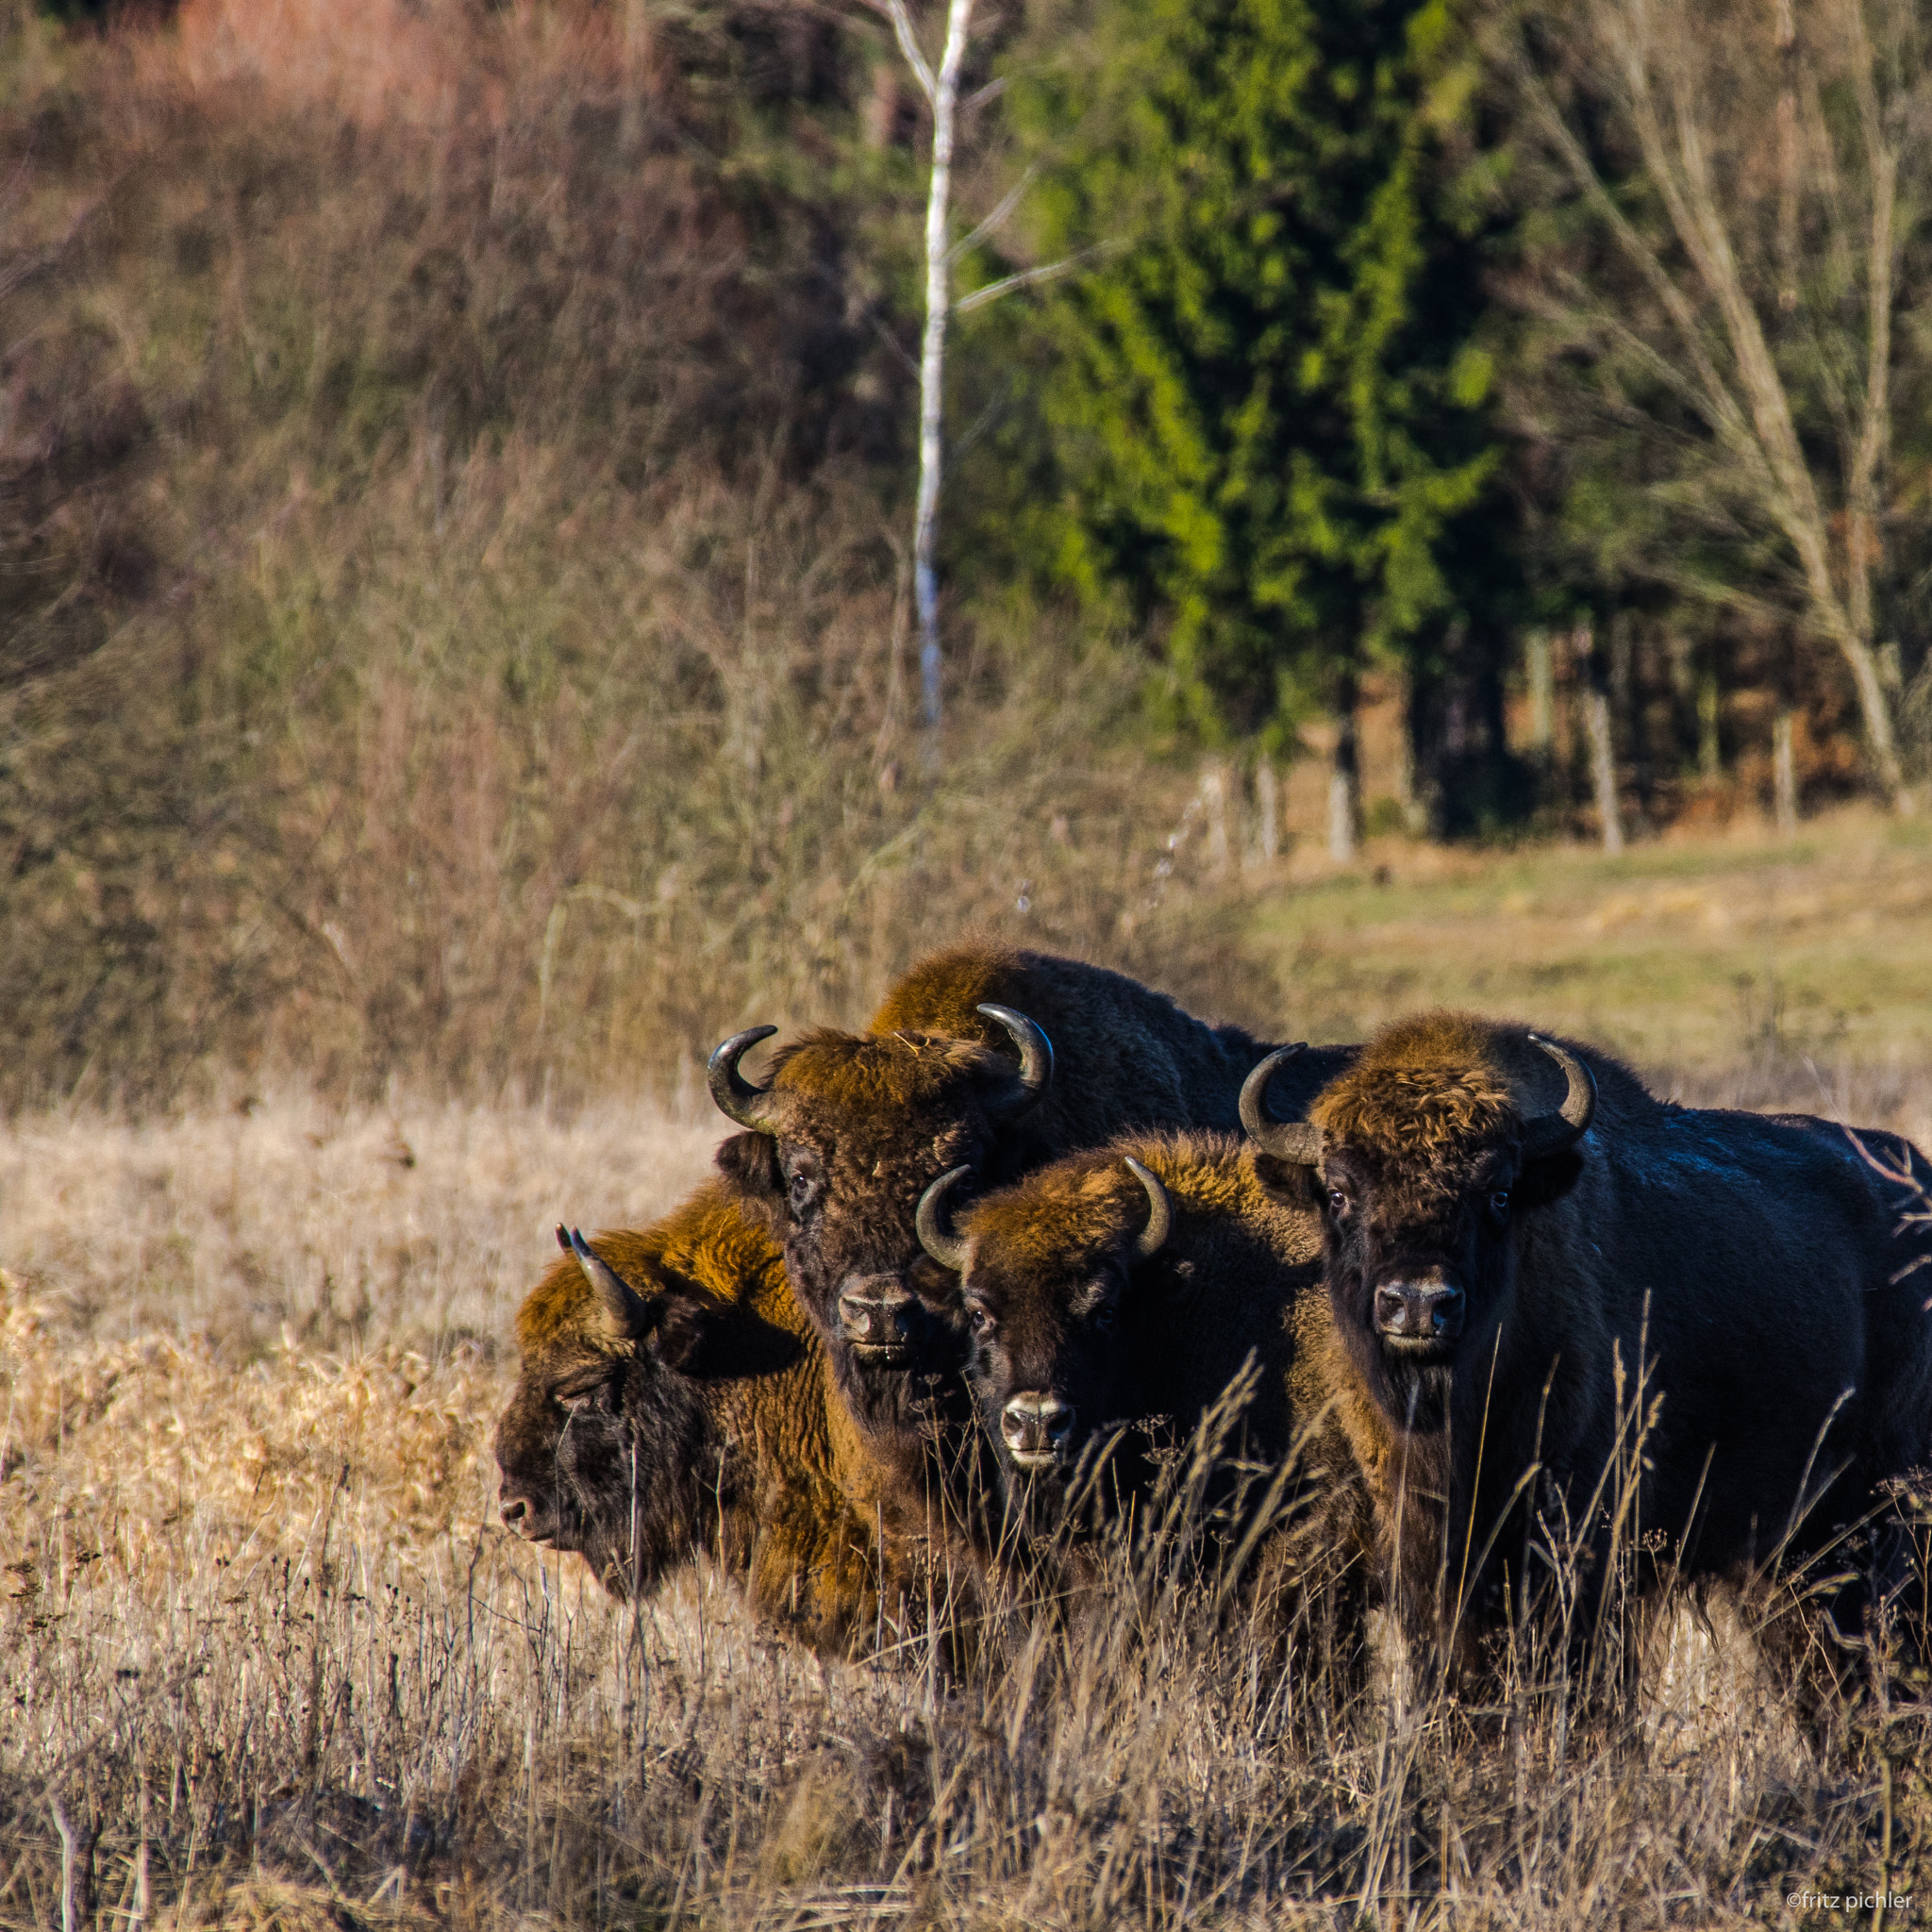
[709,944,1353,1479]
[1241,1012,1932,1670]
[916,1130,1369,1627]
[492,1184,981,1662]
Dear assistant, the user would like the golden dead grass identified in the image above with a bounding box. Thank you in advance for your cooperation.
[1,1084,1930,1929]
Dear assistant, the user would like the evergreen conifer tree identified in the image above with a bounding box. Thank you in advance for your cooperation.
[1000,0,1520,826]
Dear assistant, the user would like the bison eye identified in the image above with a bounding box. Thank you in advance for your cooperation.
[786,1171,818,1214]
[967,1306,994,1337]
[1326,1189,1349,1218]
[1091,1305,1118,1335]
[1489,1188,1510,1217]
[556,1377,613,1416]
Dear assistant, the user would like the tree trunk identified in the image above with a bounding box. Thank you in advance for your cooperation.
[1254,758,1279,862]
[1328,677,1361,864]
[903,0,974,751]
[1773,708,1798,835]
[1584,690,1623,854]
[1575,623,1624,854]
[1609,612,1650,829]
[1401,663,1441,837]
[1393,671,1430,835]
[1527,630,1555,756]
[1201,758,1231,875]
[1698,657,1722,780]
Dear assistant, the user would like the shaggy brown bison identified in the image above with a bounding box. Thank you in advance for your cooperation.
[709,945,1353,1477]
[1241,1012,1932,1671]
[915,1131,1369,1626]
[492,1184,981,1662]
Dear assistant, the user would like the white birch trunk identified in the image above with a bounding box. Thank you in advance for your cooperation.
[877,0,974,742]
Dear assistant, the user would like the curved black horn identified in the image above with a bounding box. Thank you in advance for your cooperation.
[1239,1045,1324,1166]
[559,1224,649,1337]
[1123,1158,1172,1258]
[1522,1036,1597,1160]
[708,1025,779,1132]
[915,1166,973,1273]
[976,1004,1053,1123]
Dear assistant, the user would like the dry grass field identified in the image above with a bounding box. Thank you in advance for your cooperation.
[4,818,1932,1930]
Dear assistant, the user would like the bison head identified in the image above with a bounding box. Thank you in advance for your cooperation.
[917,1153,1171,1510]
[1242,1017,1593,1432]
[707,1006,1052,1406]
[493,1227,786,1597]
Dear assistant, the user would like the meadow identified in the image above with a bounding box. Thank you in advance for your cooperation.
[7,3,1932,1922]
[3,813,1931,1930]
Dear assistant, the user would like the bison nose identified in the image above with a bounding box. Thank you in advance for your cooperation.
[1001,1392,1074,1467]
[838,1284,919,1352]
[1374,1281,1465,1342]
[498,1488,555,1546]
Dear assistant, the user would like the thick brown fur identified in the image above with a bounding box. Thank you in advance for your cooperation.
[713,944,1356,1482]
[951,1130,1371,1647]
[493,1182,982,1665]
[1279,1009,1932,1678]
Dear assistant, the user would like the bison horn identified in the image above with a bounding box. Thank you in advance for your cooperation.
[915,1165,973,1273]
[1239,1045,1324,1166]
[976,1004,1054,1123]
[1522,1036,1597,1160]
[708,1025,780,1132]
[1123,1157,1172,1258]
[558,1224,649,1337]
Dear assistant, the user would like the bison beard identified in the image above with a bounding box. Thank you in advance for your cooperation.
[708,944,1357,1492]
[1245,1012,1932,1681]
[491,1187,984,1664]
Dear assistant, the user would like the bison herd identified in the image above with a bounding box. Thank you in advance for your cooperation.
[494,945,1932,1697]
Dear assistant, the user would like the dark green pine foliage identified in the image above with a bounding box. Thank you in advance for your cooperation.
[1005,0,1515,788]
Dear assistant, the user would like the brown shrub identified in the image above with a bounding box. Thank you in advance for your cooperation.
[0,1,1276,1108]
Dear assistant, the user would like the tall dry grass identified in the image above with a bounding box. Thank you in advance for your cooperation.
[3,1085,1930,1929]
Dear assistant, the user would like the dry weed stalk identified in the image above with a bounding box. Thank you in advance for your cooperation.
[1,1090,1928,1925]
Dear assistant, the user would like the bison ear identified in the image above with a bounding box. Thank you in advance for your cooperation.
[1515,1148,1584,1208]
[715,1130,784,1209]
[647,1290,708,1371]
[1252,1152,1325,1207]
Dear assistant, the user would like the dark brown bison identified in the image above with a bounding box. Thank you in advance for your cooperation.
[1241,1012,1932,1670]
[708,945,1354,1481]
[492,1183,980,1662]
[915,1131,1369,1624]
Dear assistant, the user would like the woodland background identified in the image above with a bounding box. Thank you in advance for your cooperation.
[4,0,1932,1106]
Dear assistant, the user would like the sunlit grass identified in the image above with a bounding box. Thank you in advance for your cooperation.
[2,1081,1929,1927]
[1247,806,1932,1091]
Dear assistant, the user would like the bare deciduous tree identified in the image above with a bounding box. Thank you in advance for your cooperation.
[1500,0,1930,810]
